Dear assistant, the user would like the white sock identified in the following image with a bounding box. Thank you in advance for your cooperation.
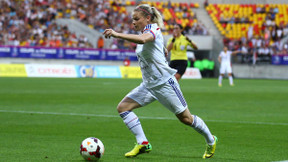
[120,111,148,144]
[218,75,223,84]
[191,115,215,145]
[229,76,234,85]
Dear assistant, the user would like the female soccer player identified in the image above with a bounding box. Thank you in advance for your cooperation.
[218,46,240,87]
[167,24,198,81]
[103,4,217,159]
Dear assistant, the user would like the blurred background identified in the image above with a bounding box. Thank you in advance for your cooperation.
[0,0,287,79]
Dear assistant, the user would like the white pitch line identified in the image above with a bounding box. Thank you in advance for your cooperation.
[0,109,288,126]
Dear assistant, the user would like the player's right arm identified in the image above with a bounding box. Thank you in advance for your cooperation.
[103,29,154,44]
[231,50,241,55]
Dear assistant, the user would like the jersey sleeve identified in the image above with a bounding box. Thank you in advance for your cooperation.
[143,24,157,40]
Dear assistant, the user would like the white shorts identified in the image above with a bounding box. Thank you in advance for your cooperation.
[220,63,232,74]
[126,77,187,114]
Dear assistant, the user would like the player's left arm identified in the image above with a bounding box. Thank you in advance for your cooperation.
[103,29,154,44]
[186,36,198,50]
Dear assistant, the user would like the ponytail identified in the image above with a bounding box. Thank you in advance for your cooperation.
[151,7,164,29]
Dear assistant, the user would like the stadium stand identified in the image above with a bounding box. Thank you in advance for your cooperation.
[206,3,288,63]
[1,0,288,79]
[0,0,93,48]
[131,1,206,35]
[0,0,208,50]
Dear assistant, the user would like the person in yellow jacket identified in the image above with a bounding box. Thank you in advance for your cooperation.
[167,24,198,81]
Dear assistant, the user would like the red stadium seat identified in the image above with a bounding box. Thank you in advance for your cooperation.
[131,1,136,5]
[190,3,195,8]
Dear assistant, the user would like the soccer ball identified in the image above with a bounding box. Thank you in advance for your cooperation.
[80,137,105,161]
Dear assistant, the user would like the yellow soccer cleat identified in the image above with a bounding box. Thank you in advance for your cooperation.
[203,136,218,159]
[218,84,222,87]
[125,142,152,157]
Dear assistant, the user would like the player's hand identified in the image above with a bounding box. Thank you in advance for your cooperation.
[164,47,168,57]
[103,29,118,39]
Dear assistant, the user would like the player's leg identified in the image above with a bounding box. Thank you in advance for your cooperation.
[227,66,234,86]
[118,97,149,145]
[218,74,224,87]
[218,64,225,86]
[117,97,141,113]
[150,77,217,158]
[117,84,155,157]
[175,102,217,159]
[228,73,234,86]
[176,109,215,144]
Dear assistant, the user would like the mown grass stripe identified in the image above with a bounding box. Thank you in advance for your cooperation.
[1,109,287,126]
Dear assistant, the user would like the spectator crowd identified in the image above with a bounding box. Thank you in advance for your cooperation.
[0,0,209,50]
[4,0,288,64]
[0,0,93,48]
[208,3,288,64]
[223,20,288,64]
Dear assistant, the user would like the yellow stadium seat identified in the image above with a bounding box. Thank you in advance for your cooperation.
[88,25,94,29]
[126,1,131,6]
[171,2,176,7]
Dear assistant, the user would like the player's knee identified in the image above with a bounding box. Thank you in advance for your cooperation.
[117,102,126,113]
[117,101,137,113]
[179,117,193,125]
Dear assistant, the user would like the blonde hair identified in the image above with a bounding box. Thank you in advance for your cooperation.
[134,4,164,29]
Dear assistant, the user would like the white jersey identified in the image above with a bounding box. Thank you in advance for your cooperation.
[135,23,176,88]
[219,50,233,74]
[219,50,232,65]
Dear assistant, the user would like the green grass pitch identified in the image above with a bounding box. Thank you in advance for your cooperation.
[0,77,287,162]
